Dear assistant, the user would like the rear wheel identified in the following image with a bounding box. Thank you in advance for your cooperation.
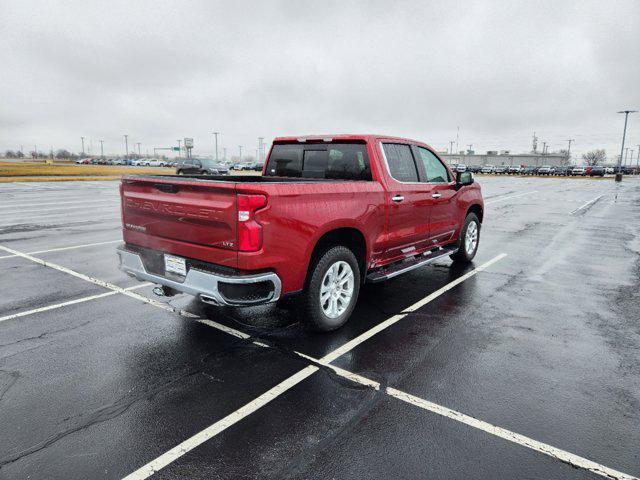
[450,213,480,263]
[302,246,360,332]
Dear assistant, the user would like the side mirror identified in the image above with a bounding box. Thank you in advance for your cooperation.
[456,171,474,187]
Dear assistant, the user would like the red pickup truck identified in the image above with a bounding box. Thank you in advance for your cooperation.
[117,134,484,331]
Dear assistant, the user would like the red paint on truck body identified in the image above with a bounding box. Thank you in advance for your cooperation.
[120,134,484,294]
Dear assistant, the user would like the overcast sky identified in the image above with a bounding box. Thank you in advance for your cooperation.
[1,0,639,160]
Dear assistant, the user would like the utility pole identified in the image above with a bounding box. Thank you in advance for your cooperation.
[81,136,85,156]
[223,147,227,161]
[449,140,454,154]
[212,132,219,161]
[136,142,141,157]
[258,137,264,162]
[177,139,182,159]
[624,147,630,165]
[99,140,104,158]
[124,134,129,159]
[532,132,538,153]
[616,110,637,180]
[456,126,460,153]
[542,142,547,155]
[238,145,243,162]
[566,139,574,158]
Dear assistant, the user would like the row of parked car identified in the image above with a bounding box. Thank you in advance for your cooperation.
[452,163,636,177]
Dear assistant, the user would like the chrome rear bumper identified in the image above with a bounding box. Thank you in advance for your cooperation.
[116,246,281,306]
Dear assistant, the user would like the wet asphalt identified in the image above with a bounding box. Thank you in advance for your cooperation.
[0,176,639,479]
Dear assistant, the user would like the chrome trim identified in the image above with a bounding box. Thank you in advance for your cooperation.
[392,195,404,202]
[116,247,281,306]
[366,247,457,283]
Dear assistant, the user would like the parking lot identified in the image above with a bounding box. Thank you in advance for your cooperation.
[1,176,639,479]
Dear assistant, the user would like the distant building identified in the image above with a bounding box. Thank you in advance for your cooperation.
[441,151,568,167]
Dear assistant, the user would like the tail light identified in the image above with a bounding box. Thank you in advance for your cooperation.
[237,194,267,251]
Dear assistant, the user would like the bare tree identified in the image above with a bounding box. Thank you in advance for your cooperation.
[558,149,571,166]
[5,150,16,158]
[55,149,71,159]
[581,149,606,166]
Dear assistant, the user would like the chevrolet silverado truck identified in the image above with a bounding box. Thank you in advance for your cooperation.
[117,134,484,331]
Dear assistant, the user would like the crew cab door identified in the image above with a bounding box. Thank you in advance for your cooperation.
[380,143,433,262]
[412,146,459,246]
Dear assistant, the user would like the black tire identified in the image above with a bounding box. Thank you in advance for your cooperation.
[301,245,361,332]
[450,213,480,263]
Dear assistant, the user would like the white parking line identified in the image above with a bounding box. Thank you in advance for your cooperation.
[3,244,635,480]
[0,283,151,324]
[0,240,121,261]
[0,204,118,216]
[121,254,507,479]
[570,194,604,215]
[0,198,118,209]
[485,191,537,205]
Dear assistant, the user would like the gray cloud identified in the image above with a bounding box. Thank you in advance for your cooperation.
[1,0,639,160]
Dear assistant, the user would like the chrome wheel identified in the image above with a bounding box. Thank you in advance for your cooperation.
[465,221,478,255]
[320,261,354,319]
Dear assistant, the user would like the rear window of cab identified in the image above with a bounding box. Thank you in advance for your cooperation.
[265,143,372,180]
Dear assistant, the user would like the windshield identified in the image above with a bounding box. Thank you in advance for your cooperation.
[200,159,226,169]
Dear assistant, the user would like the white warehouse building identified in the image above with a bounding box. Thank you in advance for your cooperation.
[440,151,568,167]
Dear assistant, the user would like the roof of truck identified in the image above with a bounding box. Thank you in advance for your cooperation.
[273,134,429,145]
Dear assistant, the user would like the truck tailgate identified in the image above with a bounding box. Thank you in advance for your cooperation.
[121,177,238,257]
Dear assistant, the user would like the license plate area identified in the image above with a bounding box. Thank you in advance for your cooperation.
[164,254,187,276]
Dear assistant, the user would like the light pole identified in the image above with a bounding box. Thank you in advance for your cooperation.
[124,134,129,159]
[637,145,640,168]
[238,145,243,162]
[258,137,264,162]
[449,140,454,154]
[223,147,227,161]
[616,110,637,180]
[212,132,219,161]
[624,147,630,165]
[136,142,141,157]
[566,139,574,161]
[177,140,182,159]
[81,136,85,156]
[99,140,104,158]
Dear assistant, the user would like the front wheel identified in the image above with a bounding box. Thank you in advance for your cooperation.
[450,213,480,263]
[302,246,360,332]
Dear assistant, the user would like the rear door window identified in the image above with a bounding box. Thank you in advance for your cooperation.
[382,143,419,182]
[265,143,371,180]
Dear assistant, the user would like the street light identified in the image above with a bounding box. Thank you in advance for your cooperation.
[238,145,243,161]
[99,140,104,158]
[124,134,129,159]
[616,110,637,180]
[212,132,219,161]
[81,136,85,156]
[177,140,182,159]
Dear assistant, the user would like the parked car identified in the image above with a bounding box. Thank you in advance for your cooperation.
[553,166,568,176]
[176,158,229,175]
[117,134,484,332]
[522,166,537,175]
[231,163,247,171]
[131,159,148,166]
[75,158,89,164]
[508,165,522,175]
[494,165,508,174]
[570,166,586,176]
[250,162,264,171]
[480,165,494,174]
[467,165,481,173]
[455,164,467,173]
[146,159,168,167]
[537,165,553,175]
[604,167,614,174]
[589,166,605,177]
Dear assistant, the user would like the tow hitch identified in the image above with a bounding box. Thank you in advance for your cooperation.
[152,285,179,297]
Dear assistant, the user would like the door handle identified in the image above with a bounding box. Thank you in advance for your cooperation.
[431,193,442,199]
[392,195,404,203]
